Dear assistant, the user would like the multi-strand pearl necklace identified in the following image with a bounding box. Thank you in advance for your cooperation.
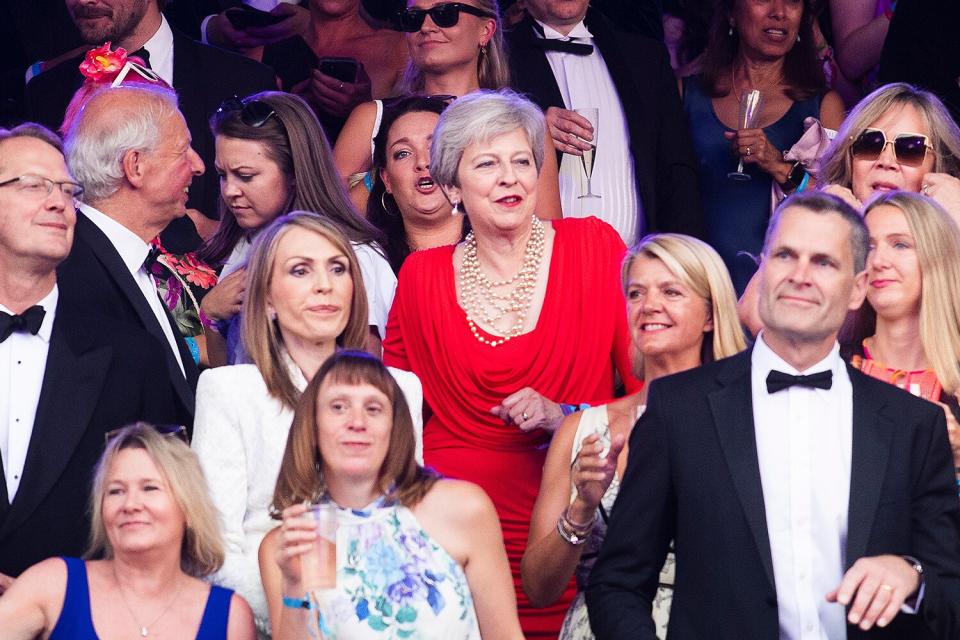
[459,216,546,347]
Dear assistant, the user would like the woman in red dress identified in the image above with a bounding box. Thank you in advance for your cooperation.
[383,90,639,638]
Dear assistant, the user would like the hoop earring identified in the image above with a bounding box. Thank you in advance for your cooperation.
[381,191,399,216]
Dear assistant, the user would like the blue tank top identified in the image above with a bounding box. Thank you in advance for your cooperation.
[49,557,234,639]
[683,75,821,293]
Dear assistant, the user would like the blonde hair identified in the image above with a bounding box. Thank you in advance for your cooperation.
[397,0,509,93]
[861,192,960,394]
[621,233,747,378]
[242,212,370,409]
[271,351,437,516]
[819,83,960,190]
[86,423,224,577]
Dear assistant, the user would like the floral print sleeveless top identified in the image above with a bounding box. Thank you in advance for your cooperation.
[322,498,480,639]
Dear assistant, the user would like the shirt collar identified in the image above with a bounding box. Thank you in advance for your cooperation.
[753,331,843,377]
[535,18,593,41]
[141,15,174,86]
[0,284,58,344]
[79,203,152,277]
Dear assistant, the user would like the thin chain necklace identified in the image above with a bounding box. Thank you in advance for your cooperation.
[459,216,546,347]
[113,565,185,637]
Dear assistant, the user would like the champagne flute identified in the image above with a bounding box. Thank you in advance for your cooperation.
[727,90,763,181]
[575,107,601,199]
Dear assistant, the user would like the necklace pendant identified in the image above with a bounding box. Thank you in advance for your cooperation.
[141,627,149,637]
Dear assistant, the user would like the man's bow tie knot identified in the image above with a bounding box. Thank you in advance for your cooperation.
[766,369,833,394]
[0,306,46,343]
[531,22,594,55]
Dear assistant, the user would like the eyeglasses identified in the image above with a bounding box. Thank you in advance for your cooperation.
[216,96,277,128]
[0,174,84,200]
[850,128,934,167]
[104,423,189,446]
[110,60,162,88]
[397,2,495,32]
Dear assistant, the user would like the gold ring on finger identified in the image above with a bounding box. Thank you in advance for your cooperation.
[879,584,893,592]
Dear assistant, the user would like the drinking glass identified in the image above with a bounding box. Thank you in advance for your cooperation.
[575,107,601,199]
[301,502,338,592]
[727,90,763,181]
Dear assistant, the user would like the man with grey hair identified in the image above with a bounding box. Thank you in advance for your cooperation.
[58,84,201,427]
[588,192,960,639]
[24,0,275,252]
[0,123,175,583]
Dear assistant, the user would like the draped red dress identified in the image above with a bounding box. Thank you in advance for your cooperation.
[383,217,639,638]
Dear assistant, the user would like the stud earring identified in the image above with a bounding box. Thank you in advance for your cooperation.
[728,25,734,36]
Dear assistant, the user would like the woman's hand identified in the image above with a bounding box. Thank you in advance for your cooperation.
[823,184,864,210]
[275,504,316,588]
[491,387,565,433]
[921,173,960,225]
[199,268,246,322]
[293,64,372,119]
[569,433,626,521]
[724,128,791,179]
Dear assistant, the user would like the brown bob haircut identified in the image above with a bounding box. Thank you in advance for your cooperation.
[271,351,437,516]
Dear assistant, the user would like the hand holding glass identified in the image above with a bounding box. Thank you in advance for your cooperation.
[301,503,338,592]
[575,107,601,199]
[728,90,763,181]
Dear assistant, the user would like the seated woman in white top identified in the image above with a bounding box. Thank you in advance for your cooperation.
[192,212,422,636]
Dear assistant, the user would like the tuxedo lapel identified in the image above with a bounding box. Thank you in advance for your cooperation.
[75,214,195,415]
[708,351,777,589]
[509,17,567,109]
[0,307,111,540]
[845,368,894,567]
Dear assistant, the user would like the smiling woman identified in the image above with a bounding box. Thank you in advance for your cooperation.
[0,423,256,639]
[191,212,423,635]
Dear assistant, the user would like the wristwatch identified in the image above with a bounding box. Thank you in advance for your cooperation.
[780,161,807,193]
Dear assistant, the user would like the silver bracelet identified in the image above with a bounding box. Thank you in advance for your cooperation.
[556,508,597,546]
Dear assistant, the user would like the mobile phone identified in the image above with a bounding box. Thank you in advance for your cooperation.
[317,57,359,84]
[225,5,287,29]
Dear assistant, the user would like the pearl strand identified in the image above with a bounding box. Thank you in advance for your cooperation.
[459,216,546,347]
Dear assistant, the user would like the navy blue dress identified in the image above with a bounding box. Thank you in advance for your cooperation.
[683,75,821,293]
[49,557,234,639]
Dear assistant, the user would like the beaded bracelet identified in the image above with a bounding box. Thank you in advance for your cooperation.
[556,507,597,546]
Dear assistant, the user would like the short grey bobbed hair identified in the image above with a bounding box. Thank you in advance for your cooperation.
[64,84,180,202]
[429,89,545,188]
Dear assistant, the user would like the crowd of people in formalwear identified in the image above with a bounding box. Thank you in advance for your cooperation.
[1,0,960,639]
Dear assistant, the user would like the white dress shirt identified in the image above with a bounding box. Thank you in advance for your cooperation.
[537,19,643,245]
[139,15,175,86]
[0,285,57,501]
[752,334,852,639]
[79,204,185,375]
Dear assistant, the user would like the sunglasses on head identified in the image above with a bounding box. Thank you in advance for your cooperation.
[105,423,189,446]
[850,128,934,167]
[398,2,495,32]
[216,96,277,128]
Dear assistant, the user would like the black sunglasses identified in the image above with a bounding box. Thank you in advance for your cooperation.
[850,128,934,167]
[398,2,495,32]
[216,96,277,128]
[105,423,189,446]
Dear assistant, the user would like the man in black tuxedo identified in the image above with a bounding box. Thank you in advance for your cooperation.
[505,0,703,244]
[587,192,960,639]
[58,85,201,427]
[23,0,276,253]
[0,124,176,584]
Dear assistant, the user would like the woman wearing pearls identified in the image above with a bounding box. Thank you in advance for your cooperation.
[382,89,639,638]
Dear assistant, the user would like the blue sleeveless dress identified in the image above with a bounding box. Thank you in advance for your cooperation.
[49,557,234,639]
[682,75,822,293]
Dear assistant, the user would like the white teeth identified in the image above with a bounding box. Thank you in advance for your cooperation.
[417,178,434,188]
[643,323,670,330]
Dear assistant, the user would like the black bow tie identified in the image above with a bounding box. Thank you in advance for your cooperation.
[143,245,162,273]
[535,37,594,55]
[0,306,46,343]
[530,22,593,55]
[766,369,833,393]
[130,46,151,68]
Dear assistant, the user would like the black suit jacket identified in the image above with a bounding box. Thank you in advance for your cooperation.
[57,212,198,426]
[0,300,177,577]
[23,28,276,252]
[586,349,960,639]
[505,12,705,240]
